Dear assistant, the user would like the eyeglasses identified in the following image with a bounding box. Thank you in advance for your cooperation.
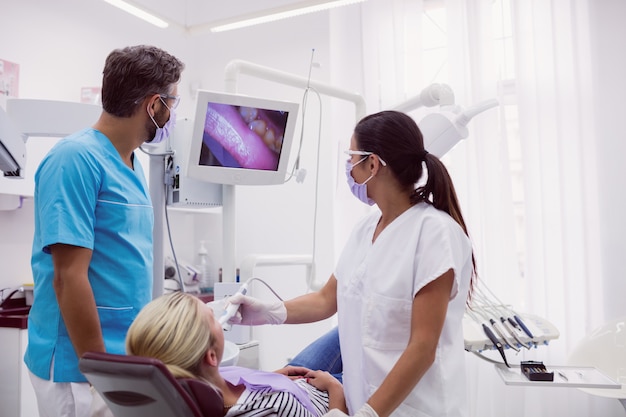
[344,150,387,166]
[159,93,180,109]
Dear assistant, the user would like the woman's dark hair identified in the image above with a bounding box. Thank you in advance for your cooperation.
[354,110,477,292]
[101,45,185,117]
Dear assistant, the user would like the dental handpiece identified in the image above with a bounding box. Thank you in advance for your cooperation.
[514,315,534,339]
[219,283,249,331]
[482,323,510,368]
[501,316,532,349]
[489,318,520,352]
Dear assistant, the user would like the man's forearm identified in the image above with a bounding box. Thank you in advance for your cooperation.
[55,273,105,357]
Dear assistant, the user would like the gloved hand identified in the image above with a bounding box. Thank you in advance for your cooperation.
[227,293,287,325]
[206,298,227,316]
[322,404,379,417]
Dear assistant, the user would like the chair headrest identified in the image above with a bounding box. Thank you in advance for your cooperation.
[79,352,208,417]
[179,378,225,417]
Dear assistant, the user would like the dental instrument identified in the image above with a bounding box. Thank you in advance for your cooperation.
[500,316,532,350]
[466,308,510,367]
[488,317,520,352]
[217,276,285,332]
[472,291,526,351]
[474,282,535,341]
[480,302,531,349]
[219,281,249,331]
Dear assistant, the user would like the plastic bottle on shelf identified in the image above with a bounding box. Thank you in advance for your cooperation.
[197,241,215,295]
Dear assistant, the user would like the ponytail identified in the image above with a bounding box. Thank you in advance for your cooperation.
[166,363,198,380]
[413,154,477,297]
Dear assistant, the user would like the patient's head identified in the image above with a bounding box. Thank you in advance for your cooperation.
[126,291,224,380]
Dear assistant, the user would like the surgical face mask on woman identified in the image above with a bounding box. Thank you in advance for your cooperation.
[147,97,176,144]
[345,157,376,206]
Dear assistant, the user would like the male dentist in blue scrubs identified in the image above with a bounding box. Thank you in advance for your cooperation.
[25,45,185,417]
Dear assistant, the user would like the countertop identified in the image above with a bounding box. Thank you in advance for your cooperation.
[0,293,214,330]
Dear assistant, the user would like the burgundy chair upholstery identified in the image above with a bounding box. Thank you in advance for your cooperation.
[79,352,223,417]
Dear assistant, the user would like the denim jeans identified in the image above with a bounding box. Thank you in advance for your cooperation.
[287,326,343,383]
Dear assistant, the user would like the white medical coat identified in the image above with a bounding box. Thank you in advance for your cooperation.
[335,203,473,417]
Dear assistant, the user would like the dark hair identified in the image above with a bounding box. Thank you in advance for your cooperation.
[354,110,477,291]
[101,45,185,117]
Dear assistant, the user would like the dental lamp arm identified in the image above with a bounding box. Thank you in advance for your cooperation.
[392,83,455,112]
[456,98,500,128]
[224,59,367,120]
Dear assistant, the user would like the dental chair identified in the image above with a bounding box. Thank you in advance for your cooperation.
[566,317,626,412]
[79,351,224,417]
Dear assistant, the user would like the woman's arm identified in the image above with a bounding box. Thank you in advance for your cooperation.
[227,275,337,326]
[284,275,337,324]
[304,369,347,413]
[366,269,455,417]
[274,366,347,413]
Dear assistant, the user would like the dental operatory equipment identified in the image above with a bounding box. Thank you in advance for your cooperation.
[145,56,502,300]
[216,277,285,332]
[219,281,249,330]
[285,49,323,185]
[416,99,499,158]
[473,282,536,341]
[0,285,26,309]
[0,104,24,177]
[466,308,511,367]
[463,279,560,367]
[0,99,100,182]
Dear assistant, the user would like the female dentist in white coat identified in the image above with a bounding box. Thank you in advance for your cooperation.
[229,110,476,417]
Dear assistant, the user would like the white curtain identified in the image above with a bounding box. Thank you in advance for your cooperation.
[332,0,622,415]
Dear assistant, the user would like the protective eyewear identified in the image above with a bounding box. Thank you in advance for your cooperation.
[344,150,387,166]
[159,94,181,109]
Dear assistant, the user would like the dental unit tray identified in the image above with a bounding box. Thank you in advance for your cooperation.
[463,310,560,352]
[494,363,621,389]
[462,306,620,390]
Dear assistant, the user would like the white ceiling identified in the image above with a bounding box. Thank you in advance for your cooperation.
[130,0,325,31]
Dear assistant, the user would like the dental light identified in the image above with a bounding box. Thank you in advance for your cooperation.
[418,99,499,158]
[392,84,499,157]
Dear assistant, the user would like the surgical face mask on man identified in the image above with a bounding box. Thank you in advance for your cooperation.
[147,97,176,144]
[345,157,375,206]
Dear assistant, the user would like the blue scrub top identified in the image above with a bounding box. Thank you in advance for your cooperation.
[25,128,154,382]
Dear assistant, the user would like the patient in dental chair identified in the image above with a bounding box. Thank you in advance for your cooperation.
[125,291,347,417]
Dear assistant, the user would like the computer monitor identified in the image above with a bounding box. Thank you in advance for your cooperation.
[186,90,299,186]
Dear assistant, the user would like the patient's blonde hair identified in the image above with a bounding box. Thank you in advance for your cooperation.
[126,291,215,380]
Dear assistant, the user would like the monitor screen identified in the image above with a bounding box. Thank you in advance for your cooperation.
[186,90,299,186]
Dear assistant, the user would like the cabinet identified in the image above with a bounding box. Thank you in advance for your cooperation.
[0,327,38,417]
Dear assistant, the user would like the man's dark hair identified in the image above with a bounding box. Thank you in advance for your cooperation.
[101,45,184,117]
